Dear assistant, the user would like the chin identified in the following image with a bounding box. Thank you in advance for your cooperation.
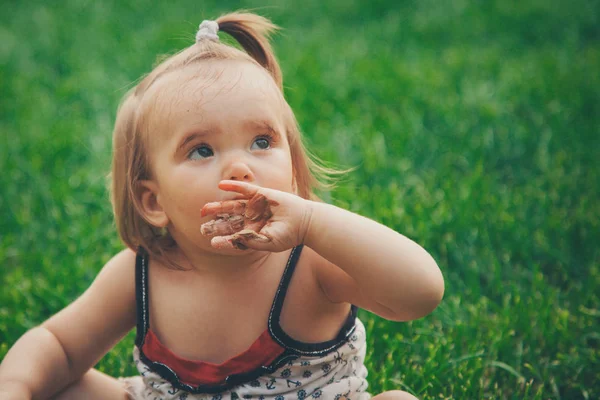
[216,246,265,256]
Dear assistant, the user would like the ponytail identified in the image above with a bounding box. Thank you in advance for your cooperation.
[215,13,283,90]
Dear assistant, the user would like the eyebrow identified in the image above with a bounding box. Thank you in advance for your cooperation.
[176,129,216,154]
[243,120,282,139]
[176,120,282,154]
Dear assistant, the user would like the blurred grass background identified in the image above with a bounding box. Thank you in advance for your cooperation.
[1,0,599,398]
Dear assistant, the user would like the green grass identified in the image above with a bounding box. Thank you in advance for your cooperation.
[1,0,599,398]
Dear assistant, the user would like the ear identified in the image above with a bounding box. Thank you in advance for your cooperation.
[137,180,169,228]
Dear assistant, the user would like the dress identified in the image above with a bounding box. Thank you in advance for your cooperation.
[120,246,372,400]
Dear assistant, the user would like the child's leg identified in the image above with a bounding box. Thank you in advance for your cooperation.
[370,390,419,400]
[53,368,129,400]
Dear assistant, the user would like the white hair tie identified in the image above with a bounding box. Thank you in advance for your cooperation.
[196,20,219,42]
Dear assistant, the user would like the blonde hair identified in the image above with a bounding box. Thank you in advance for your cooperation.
[110,12,342,267]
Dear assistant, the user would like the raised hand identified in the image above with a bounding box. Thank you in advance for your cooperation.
[200,180,313,252]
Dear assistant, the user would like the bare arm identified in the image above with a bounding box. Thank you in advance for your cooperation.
[201,180,444,322]
[0,249,137,399]
[305,201,444,321]
[0,327,76,399]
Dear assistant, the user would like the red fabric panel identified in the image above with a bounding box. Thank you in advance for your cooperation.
[142,328,285,386]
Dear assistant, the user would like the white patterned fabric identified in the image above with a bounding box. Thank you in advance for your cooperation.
[120,318,371,400]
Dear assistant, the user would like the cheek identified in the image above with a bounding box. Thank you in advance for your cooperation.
[267,151,295,192]
[159,167,217,215]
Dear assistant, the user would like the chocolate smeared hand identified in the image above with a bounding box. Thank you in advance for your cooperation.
[244,193,273,221]
[200,214,245,236]
[200,193,278,250]
[226,229,271,250]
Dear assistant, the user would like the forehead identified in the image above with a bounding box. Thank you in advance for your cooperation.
[141,60,284,142]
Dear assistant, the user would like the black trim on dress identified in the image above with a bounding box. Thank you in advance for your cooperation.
[134,247,149,347]
[267,245,358,355]
[133,245,358,394]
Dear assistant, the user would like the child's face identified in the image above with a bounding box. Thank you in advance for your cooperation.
[140,60,295,254]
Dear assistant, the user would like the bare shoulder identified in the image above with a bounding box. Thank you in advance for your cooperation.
[71,247,137,309]
[90,247,137,291]
[42,248,137,374]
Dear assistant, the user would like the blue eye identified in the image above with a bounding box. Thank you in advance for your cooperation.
[189,145,214,160]
[251,136,271,150]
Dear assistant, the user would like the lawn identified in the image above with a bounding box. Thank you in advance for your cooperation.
[1,0,599,398]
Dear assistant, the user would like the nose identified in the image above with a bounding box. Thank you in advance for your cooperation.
[223,160,255,182]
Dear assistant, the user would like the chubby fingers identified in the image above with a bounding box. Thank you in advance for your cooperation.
[200,213,264,237]
[202,194,275,222]
[218,180,260,197]
[201,199,247,217]
[211,229,272,250]
[200,215,245,236]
